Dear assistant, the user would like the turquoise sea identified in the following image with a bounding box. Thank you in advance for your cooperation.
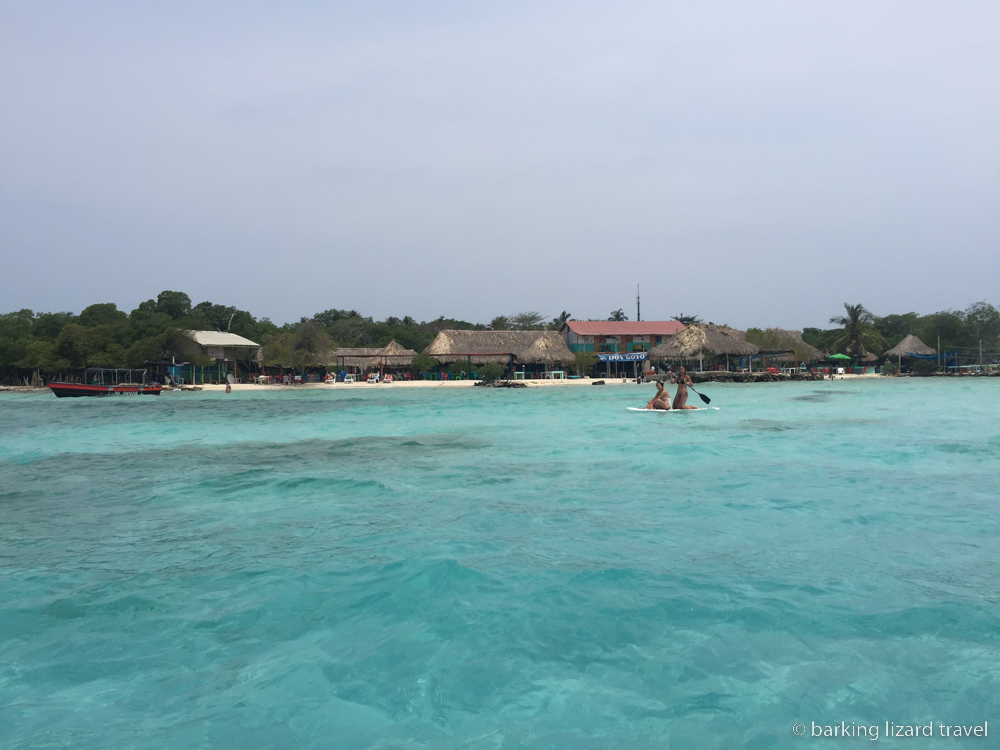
[1,380,998,749]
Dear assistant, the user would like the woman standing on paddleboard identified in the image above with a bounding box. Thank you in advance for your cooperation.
[670,366,698,410]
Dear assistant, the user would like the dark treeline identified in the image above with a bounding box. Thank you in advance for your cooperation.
[0,290,483,381]
[802,301,1000,354]
[1,290,998,381]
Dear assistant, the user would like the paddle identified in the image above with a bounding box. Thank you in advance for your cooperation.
[688,385,711,405]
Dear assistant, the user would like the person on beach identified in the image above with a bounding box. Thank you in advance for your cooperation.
[671,366,698,409]
[646,381,671,410]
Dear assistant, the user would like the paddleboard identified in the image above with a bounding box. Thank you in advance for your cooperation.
[627,406,719,412]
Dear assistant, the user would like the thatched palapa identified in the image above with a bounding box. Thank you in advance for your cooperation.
[423,330,574,365]
[516,333,576,366]
[648,324,760,360]
[883,333,935,358]
[330,340,417,369]
[722,326,824,362]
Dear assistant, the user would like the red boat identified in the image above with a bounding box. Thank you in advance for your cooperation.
[47,368,163,398]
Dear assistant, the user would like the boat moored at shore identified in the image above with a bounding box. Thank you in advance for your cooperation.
[47,368,162,397]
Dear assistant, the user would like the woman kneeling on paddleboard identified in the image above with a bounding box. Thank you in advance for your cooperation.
[646,381,671,410]
[670,366,699,410]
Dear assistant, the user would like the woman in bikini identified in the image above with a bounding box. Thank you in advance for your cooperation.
[646,380,671,410]
[671,366,698,409]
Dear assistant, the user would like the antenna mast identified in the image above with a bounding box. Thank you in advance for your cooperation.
[636,284,641,322]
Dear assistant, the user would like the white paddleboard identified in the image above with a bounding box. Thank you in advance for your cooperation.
[627,406,719,412]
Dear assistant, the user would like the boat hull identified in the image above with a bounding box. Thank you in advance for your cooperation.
[47,383,163,398]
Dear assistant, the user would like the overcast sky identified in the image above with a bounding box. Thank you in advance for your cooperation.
[2,1,997,328]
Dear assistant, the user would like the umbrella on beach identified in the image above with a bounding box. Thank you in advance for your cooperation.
[828,353,852,360]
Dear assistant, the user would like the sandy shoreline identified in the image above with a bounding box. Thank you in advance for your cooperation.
[192,373,887,392]
[0,372,911,394]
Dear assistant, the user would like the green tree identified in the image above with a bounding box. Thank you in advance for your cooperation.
[411,353,439,375]
[802,327,841,352]
[963,301,1000,348]
[314,309,361,327]
[78,303,127,327]
[572,350,598,376]
[328,316,375,346]
[0,310,35,341]
[477,362,506,382]
[672,313,701,325]
[875,312,920,346]
[33,312,74,341]
[915,310,966,350]
[16,339,67,372]
[275,320,335,372]
[608,309,628,321]
[53,324,98,369]
[155,290,192,319]
[829,303,886,357]
[488,315,511,330]
[549,311,572,329]
[511,311,544,329]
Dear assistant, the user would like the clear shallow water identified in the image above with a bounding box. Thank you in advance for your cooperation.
[1,380,998,749]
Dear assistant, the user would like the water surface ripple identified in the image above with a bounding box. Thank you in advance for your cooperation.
[1,380,998,748]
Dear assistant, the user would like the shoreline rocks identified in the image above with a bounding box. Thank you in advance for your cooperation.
[474,380,528,388]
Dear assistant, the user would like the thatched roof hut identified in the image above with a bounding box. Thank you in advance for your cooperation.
[649,324,760,360]
[330,347,382,369]
[378,340,418,366]
[725,327,824,362]
[517,332,575,366]
[423,330,573,365]
[330,340,417,369]
[884,333,935,358]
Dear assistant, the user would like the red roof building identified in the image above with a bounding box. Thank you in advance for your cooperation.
[560,320,685,354]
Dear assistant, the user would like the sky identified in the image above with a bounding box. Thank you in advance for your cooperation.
[2,1,998,329]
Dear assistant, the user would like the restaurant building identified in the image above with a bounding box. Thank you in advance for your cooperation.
[560,321,685,354]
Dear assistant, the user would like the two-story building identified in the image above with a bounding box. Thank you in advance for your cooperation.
[560,321,685,354]
[165,330,261,384]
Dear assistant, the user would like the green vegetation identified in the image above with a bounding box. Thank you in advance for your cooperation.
[0,290,480,383]
[744,328,816,363]
[672,313,702,325]
[828,303,887,357]
[476,363,506,382]
[802,301,999,355]
[410,353,439,376]
[261,320,335,371]
[2,291,997,383]
[488,312,546,330]
[572,350,599,376]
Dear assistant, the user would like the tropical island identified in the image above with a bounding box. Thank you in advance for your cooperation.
[1,291,997,387]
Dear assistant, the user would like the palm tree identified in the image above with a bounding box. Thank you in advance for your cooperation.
[672,313,702,325]
[608,309,628,321]
[829,303,886,356]
[550,310,572,329]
